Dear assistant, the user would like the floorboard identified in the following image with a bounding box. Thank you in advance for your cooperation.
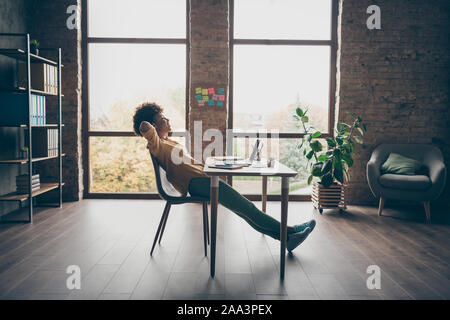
[0,199,448,300]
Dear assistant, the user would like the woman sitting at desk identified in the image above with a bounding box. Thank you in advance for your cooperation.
[133,102,315,252]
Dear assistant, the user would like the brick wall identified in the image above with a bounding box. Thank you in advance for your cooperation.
[337,0,450,205]
[28,0,83,201]
[6,0,447,208]
[189,0,229,161]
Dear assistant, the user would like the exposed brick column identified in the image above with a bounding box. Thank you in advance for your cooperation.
[189,0,229,162]
[28,0,83,201]
[338,0,450,205]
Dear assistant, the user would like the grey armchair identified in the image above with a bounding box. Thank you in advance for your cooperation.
[366,144,446,223]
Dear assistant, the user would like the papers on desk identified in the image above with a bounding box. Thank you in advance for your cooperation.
[208,163,247,170]
[209,158,270,169]
[210,156,244,161]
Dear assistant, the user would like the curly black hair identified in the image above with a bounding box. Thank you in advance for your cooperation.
[132,102,164,136]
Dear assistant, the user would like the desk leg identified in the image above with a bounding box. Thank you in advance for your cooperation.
[262,176,267,213]
[280,177,289,279]
[210,176,219,278]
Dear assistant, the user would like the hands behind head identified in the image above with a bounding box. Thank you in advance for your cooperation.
[140,121,153,135]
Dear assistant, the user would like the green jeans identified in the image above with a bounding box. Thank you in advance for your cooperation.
[188,177,281,240]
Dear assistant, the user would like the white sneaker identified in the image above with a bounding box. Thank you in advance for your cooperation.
[286,227,312,252]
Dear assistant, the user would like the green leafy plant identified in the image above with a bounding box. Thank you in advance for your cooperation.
[30,40,39,54]
[294,107,366,188]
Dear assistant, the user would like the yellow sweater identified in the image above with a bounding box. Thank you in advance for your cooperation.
[143,127,208,196]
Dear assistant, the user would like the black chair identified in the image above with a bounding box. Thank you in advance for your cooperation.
[149,153,210,256]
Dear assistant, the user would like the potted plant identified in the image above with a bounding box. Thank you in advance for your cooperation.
[294,107,366,214]
[30,40,39,55]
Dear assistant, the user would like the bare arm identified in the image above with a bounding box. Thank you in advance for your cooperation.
[140,121,161,154]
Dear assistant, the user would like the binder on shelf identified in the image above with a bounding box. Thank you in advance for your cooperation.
[32,128,58,157]
[0,92,46,126]
[18,62,58,94]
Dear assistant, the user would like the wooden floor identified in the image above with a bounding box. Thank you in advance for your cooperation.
[0,199,449,300]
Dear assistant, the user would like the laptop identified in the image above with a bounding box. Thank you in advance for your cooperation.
[216,139,263,166]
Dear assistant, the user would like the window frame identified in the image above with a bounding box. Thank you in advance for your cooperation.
[81,0,190,199]
[228,0,338,200]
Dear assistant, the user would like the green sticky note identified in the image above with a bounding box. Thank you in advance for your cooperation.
[217,101,223,107]
[202,96,209,101]
[208,100,214,106]
[195,94,202,101]
[218,88,225,94]
[195,88,202,94]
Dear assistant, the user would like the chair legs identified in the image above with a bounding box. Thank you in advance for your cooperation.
[150,202,171,256]
[378,197,385,216]
[151,201,210,256]
[423,201,431,224]
[158,203,172,244]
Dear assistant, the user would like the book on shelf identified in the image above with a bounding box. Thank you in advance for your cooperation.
[16,178,40,186]
[16,174,40,192]
[18,62,58,94]
[17,181,40,187]
[32,128,58,157]
[17,184,41,194]
[0,92,46,126]
[16,173,40,182]
[16,178,40,185]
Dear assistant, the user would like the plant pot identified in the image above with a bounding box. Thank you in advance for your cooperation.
[312,182,346,214]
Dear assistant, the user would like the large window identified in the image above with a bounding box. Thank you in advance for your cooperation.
[230,0,337,197]
[83,0,188,196]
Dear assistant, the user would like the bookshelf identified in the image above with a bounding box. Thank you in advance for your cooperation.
[0,33,63,223]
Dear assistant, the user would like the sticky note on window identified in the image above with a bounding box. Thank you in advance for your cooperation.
[195,94,202,101]
[217,101,223,107]
[208,88,215,94]
[202,89,208,96]
[198,100,205,106]
[219,95,225,101]
[218,88,225,95]
[195,88,202,94]
[212,94,218,101]
[208,100,214,106]
[202,96,209,101]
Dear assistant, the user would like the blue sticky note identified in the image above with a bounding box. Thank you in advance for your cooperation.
[195,94,202,101]
[218,88,225,94]
[208,100,214,106]
[217,101,223,107]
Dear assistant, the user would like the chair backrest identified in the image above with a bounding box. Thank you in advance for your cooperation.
[150,152,182,199]
[373,143,444,163]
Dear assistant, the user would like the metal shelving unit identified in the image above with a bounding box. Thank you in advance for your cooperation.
[0,33,63,223]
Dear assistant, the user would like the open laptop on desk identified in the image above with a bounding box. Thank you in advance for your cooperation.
[211,139,264,166]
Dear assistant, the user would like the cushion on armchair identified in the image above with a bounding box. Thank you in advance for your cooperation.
[380,153,423,175]
[379,174,432,190]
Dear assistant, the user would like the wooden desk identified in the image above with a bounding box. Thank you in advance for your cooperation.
[203,158,297,279]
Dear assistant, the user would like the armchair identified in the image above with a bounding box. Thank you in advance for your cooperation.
[366,144,446,223]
